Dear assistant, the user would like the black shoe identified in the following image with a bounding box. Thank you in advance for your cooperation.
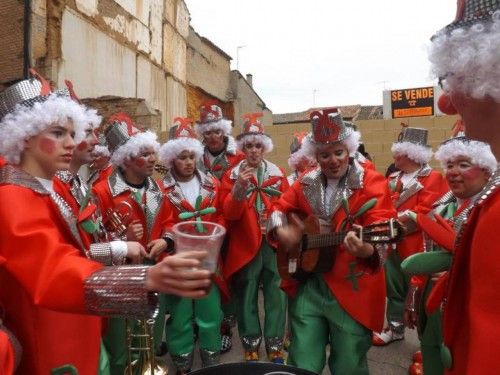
[220,322,232,354]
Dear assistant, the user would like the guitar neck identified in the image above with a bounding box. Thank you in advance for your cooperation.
[305,232,349,249]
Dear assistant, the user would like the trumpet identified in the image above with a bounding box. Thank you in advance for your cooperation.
[103,201,133,238]
[125,318,169,375]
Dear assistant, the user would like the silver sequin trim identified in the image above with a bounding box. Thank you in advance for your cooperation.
[171,352,194,371]
[301,160,364,220]
[88,242,126,266]
[265,336,284,354]
[266,211,287,241]
[50,190,88,256]
[108,170,163,237]
[241,335,262,351]
[200,349,220,367]
[163,170,216,212]
[0,165,49,194]
[84,265,158,318]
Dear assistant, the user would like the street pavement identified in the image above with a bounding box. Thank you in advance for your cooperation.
[160,294,419,374]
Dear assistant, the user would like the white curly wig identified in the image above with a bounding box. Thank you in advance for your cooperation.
[195,119,233,137]
[0,94,94,164]
[110,131,160,168]
[428,10,500,103]
[158,137,204,167]
[301,131,361,159]
[85,107,102,130]
[93,144,110,158]
[391,142,433,165]
[435,138,497,174]
[288,148,316,170]
[236,134,274,153]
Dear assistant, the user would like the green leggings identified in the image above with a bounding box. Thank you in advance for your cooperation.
[288,275,371,375]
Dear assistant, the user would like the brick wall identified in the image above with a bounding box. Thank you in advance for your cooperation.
[0,0,25,86]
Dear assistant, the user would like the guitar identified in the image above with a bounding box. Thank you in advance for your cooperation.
[276,215,404,281]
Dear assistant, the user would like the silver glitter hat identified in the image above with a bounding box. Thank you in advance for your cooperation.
[441,0,499,33]
[104,113,140,154]
[309,108,353,144]
[0,70,53,119]
[396,127,431,148]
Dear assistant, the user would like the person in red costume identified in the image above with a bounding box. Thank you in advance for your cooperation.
[92,113,173,373]
[287,131,317,186]
[0,73,211,375]
[156,118,228,374]
[373,126,447,346]
[427,1,500,373]
[267,108,396,374]
[403,135,496,375]
[220,112,289,363]
[53,82,145,266]
[87,135,113,187]
[194,101,245,353]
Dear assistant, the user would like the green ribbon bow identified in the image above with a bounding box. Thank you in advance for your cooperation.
[246,165,281,213]
[178,195,217,233]
[340,197,378,231]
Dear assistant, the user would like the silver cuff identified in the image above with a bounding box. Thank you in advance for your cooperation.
[231,181,248,201]
[265,336,284,353]
[84,265,158,319]
[200,349,220,367]
[266,211,287,242]
[89,243,113,266]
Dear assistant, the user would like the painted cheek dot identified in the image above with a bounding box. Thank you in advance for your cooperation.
[77,141,88,151]
[39,137,56,155]
[135,158,146,167]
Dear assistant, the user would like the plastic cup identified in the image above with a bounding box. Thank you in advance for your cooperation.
[172,221,226,273]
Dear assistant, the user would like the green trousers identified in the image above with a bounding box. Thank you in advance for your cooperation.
[103,294,167,375]
[165,283,223,355]
[287,275,371,375]
[385,250,411,330]
[232,239,287,351]
[419,281,444,375]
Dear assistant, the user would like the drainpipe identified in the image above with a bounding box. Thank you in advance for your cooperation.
[23,0,32,78]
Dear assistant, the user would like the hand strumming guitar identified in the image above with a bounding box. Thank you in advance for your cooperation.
[274,213,304,252]
[344,224,375,258]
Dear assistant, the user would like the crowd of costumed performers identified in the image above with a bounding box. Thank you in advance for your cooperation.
[1,2,499,374]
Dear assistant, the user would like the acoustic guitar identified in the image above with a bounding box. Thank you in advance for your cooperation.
[276,215,403,281]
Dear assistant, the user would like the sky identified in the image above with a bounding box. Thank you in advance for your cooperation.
[186,0,457,114]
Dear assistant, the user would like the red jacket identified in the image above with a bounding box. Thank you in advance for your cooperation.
[443,175,500,374]
[158,171,229,301]
[269,163,396,332]
[93,170,168,248]
[220,160,289,280]
[388,167,447,259]
[0,167,103,375]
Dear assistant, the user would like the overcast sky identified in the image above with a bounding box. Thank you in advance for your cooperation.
[186,0,457,114]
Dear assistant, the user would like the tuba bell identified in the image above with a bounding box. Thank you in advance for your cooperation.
[125,318,169,375]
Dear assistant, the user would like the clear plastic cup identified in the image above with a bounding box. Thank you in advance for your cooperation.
[172,221,226,273]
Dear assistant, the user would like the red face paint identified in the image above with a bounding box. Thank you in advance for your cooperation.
[77,141,88,151]
[38,137,56,155]
[135,158,146,168]
[461,166,483,180]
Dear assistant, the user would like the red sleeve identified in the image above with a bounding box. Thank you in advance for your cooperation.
[0,186,102,314]
[357,169,397,226]
[414,171,447,215]
[221,170,247,221]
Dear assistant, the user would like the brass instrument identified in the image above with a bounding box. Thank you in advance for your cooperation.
[125,318,169,375]
[103,201,133,238]
[154,164,169,175]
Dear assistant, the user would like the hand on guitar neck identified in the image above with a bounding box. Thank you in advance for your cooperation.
[276,215,374,258]
[344,225,375,258]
